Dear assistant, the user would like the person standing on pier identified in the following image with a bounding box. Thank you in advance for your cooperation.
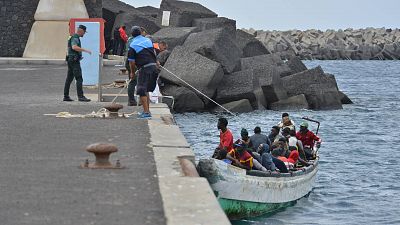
[127,26,159,119]
[63,25,91,102]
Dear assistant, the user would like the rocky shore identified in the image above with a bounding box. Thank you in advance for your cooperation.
[103,0,352,113]
[244,28,400,60]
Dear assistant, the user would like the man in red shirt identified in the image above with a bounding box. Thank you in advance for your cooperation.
[212,118,233,159]
[296,122,321,160]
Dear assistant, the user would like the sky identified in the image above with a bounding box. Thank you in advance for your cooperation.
[121,0,399,31]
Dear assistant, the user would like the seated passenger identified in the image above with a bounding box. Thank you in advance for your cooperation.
[277,113,296,131]
[250,126,270,152]
[271,137,289,158]
[251,144,276,172]
[212,118,234,159]
[235,128,251,148]
[271,149,289,173]
[296,122,322,160]
[226,143,254,170]
[288,129,306,161]
[268,126,283,145]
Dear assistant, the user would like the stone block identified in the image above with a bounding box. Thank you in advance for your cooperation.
[157,50,171,66]
[241,53,291,77]
[236,29,270,57]
[152,27,199,50]
[284,56,307,75]
[113,12,161,35]
[281,66,343,110]
[255,67,288,104]
[193,17,236,37]
[159,46,224,98]
[269,94,309,111]
[34,0,89,21]
[213,99,253,113]
[183,28,241,73]
[216,70,256,104]
[137,6,159,18]
[338,91,353,104]
[160,84,205,112]
[159,0,217,27]
[23,21,69,59]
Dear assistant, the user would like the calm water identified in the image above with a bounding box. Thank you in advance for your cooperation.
[174,60,400,225]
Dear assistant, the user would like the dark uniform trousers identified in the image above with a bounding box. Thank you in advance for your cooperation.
[64,59,84,98]
[125,58,137,104]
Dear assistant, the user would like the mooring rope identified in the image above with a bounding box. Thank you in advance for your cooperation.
[159,65,236,116]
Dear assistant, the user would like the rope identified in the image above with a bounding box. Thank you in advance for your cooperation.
[159,65,235,116]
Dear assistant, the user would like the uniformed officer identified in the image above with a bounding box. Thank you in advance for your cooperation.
[63,25,92,102]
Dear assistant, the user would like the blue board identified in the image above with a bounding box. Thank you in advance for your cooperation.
[75,22,100,85]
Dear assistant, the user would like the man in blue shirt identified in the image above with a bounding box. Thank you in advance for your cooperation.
[128,26,159,119]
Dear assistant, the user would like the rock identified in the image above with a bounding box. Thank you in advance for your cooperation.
[215,70,256,104]
[183,28,241,73]
[338,91,353,104]
[159,46,224,98]
[159,0,217,27]
[241,53,292,77]
[136,6,159,18]
[102,0,138,14]
[193,17,236,37]
[236,29,270,58]
[113,12,161,34]
[213,99,253,113]
[269,94,309,111]
[160,84,205,112]
[281,66,343,110]
[151,27,199,50]
[284,56,307,75]
[157,50,171,66]
[254,67,288,104]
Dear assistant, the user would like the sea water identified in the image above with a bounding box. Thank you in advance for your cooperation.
[175,60,400,224]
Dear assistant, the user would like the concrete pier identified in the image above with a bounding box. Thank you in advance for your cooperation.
[0,64,230,225]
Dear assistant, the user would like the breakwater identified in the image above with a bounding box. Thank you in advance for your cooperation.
[244,28,400,60]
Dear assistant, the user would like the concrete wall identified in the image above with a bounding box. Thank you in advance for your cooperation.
[0,0,40,57]
[0,0,102,57]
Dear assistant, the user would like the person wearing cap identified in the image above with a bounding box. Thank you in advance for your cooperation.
[226,142,254,170]
[63,25,92,102]
[296,121,321,160]
[128,26,159,119]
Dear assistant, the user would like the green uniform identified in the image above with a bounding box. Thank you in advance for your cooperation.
[64,33,84,98]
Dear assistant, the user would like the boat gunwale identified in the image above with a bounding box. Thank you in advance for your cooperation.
[245,157,319,178]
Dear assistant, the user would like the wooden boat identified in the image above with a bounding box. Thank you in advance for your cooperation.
[197,157,319,219]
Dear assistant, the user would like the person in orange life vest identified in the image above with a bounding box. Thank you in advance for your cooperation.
[226,142,254,170]
[212,118,234,159]
[296,122,321,160]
